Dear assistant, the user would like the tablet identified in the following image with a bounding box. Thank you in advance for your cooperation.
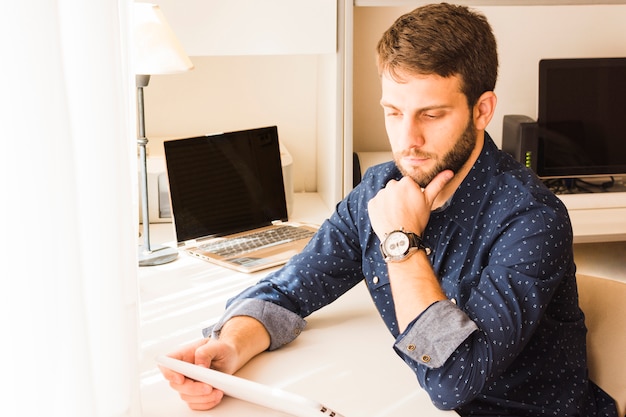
[156,355,346,417]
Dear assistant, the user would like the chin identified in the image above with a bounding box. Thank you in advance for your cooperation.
[399,167,432,188]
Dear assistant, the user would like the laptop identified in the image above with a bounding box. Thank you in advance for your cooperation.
[156,355,346,417]
[163,126,317,273]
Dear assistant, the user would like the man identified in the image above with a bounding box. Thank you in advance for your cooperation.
[160,4,617,415]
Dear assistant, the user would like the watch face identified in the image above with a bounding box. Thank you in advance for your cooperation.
[383,231,409,257]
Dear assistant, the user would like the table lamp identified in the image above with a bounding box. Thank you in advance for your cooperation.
[134,3,194,266]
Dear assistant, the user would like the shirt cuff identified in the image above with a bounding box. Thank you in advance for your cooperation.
[202,298,307,351]
[394,300,478,368]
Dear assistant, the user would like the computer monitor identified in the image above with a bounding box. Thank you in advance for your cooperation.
[536,57,626,179]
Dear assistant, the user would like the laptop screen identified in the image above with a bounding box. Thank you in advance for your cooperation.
[164,126,288,243]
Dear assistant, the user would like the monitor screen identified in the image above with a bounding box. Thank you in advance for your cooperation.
[537,57,626,179]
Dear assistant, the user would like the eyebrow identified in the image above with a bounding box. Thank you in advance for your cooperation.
[379,100,452,112]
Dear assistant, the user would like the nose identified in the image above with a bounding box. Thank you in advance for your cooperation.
[399,118,426,150]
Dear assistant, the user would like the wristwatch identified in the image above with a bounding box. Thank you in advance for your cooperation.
[380,229,431,262]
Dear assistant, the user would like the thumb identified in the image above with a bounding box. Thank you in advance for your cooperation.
[194,340,216,368]
[423,170,454,205]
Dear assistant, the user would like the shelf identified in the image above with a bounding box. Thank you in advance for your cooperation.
[556,193,626,243]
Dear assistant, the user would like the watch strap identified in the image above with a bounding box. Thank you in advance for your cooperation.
[406,232,430,253]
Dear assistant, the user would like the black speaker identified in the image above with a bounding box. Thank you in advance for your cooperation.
[502,115,539,172]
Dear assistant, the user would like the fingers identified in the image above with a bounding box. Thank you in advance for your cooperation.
[194,339,218,369]
[159,339,210,385]
[385,169,452,209]
[159,363,185,385]
[159,364,224,411]
[422,169,454,204]
[161,365,225,411]
[170,378,225,411]
[368,170,454,238]
[158,339,226,410]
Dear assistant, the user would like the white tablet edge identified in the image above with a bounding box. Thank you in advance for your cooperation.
[156,355,345,417]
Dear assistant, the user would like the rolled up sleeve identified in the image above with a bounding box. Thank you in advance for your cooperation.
[394,300,478,368]
[203,298,307,351]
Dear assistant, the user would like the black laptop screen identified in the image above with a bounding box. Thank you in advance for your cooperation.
[164,126,288,243]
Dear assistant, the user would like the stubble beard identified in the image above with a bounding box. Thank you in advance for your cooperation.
[394,118,477,188]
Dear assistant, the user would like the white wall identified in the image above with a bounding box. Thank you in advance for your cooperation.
[140,0,339,197]
[353,4,626,152]
[143,54,324,193]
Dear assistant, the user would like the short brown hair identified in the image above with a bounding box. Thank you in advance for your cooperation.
[377,3,498,107]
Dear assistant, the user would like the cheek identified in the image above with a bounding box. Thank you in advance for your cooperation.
[384,118,403,149]
[427,116,470,149]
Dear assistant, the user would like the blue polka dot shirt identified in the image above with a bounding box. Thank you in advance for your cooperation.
[211,134,617,416]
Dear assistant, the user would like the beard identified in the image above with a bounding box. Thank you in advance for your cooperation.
[394,117,477,188]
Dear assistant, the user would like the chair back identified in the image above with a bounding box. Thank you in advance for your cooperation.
[577,274,626,416]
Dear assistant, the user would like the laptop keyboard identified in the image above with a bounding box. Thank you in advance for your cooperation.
[198,225,315,258]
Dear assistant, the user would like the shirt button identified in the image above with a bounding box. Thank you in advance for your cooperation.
[421,355,431,363]
[373,276,379,284]
[407,344,416,351]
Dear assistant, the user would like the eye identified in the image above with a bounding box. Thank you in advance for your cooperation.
[384,109,402,117]
[421,110,445,120]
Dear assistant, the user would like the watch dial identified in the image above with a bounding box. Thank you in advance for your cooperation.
[385,232,409,256]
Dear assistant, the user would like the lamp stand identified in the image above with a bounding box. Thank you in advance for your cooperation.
[137,74,178,266]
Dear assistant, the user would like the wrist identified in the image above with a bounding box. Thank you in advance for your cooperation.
[220,316,270,369]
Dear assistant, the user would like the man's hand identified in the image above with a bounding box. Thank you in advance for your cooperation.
[159,316,271,411]
[158,338,234,411]
[368,169,453,239]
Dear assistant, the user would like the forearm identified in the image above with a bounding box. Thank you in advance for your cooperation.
[387,250,447,332]
[217,316,271,372]
[207,298,308,351]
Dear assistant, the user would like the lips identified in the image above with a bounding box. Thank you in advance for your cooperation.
[402,154,431,166]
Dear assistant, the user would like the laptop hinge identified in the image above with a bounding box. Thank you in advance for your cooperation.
[179,239,198,248]
[181,234,225,248]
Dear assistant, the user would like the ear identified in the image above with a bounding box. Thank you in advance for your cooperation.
[472,91,497,131]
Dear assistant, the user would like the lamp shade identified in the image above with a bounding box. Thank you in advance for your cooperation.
[133,3,194,75]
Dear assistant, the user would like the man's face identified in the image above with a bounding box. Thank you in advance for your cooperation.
[380,71,477,188]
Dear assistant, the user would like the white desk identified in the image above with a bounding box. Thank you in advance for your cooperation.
[558,192,626,243]
[138,193,454,416]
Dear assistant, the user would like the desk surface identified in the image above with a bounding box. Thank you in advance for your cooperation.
[139,274,454,416]
[139,194,454,416]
